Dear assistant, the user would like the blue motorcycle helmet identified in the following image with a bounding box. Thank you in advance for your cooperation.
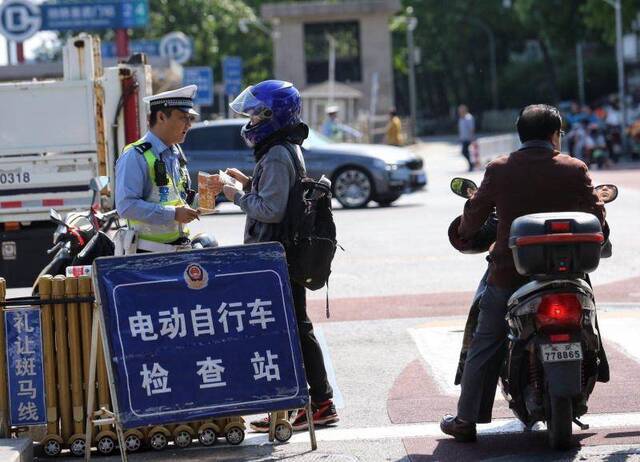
[229,80,302,148]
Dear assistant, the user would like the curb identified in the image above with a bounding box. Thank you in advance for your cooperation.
[0,438,33,462]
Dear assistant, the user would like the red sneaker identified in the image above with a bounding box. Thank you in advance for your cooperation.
[249,415,271,433]
[291,400,339,431]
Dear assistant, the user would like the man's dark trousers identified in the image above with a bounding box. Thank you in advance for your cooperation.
[290,280,333,403]
[461,141,473,171]
[457,284,514,423]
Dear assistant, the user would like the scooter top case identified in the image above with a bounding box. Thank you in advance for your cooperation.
[509,212,603,277]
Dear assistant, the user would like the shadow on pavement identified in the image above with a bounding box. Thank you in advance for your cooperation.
[402,431,594,461]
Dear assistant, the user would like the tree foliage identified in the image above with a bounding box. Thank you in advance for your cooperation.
[391,0,637,119]
[132,0,273,86]
[35,0,638,120]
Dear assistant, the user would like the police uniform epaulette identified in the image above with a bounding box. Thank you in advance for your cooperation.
[134,142,153,155]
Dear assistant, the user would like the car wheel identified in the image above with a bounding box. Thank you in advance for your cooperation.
[375,193,402,207]
[333,167,373,208]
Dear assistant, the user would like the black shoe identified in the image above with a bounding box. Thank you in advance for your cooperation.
[440,414,477,442]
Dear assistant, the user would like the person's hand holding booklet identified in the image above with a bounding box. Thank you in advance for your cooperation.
[197,170,245,214]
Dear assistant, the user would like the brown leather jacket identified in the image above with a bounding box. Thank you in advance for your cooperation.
[455,146,605,288]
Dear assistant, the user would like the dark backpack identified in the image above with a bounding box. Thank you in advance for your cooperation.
[278,144,338,295]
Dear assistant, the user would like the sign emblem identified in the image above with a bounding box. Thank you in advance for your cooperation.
[0,0,42,42]
[159,31,192,64]
[184,263,208,290]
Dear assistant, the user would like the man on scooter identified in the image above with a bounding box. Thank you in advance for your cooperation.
[441,104,606,442]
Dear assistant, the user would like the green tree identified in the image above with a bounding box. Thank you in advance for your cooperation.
[130,0,273,87]
[581,0,638,45]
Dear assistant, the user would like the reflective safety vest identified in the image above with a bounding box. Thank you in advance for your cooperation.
[124,139,191,244]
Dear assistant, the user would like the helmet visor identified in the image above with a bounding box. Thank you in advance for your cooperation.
[230,86,268,117]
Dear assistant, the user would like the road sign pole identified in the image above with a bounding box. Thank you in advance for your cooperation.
[115,29,129,58]
[16,42,24,64]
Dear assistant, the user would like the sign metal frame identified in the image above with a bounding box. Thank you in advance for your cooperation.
[84,244,317,461]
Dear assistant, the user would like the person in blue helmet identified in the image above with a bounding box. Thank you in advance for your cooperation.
[223,80,339,432]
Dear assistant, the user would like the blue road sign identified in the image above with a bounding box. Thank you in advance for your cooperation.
[183,67,214,107]
[223,56,243,97]
[92,243,308,429]
[5,308,47,427]
[40,0,148,31]
[102,39,159,59]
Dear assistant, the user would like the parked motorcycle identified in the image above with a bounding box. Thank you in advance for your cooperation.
[450,177,618,450]
[32,177,118,294]
[33,176,219,293]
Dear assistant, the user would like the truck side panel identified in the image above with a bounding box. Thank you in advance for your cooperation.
[0,80,98,157]
[0,153,97,223]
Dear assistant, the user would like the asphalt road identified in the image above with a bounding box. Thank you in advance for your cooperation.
[44,138,640,461]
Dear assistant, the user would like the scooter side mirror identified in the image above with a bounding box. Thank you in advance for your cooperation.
[595,184,618,204]
[451,177,478,199]
[89,176,109,193]
[49,208,65,225]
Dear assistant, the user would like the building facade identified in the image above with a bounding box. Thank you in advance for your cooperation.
[261,0,400,128]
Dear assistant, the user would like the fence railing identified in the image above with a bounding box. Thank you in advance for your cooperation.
[477,133,520,164]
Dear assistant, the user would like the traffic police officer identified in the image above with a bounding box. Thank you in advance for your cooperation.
[115,85,200,252]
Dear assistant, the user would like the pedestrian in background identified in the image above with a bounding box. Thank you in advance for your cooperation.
[385,108,405,146]
[321,105,362,142]
[321,106,343,141]
[458,104,476,171]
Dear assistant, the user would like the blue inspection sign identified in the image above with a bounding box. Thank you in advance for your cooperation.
[4,308,47,427]
[92,243,308,429]
[40,0,149,31]
[223,56,243,97]
[183,67,214,107]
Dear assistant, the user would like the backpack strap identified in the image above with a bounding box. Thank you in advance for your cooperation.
[281,143,305,180]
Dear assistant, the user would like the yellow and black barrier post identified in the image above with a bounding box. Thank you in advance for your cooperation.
[65,276,87,455]
[39,275,64,456]
[53,276,73,445]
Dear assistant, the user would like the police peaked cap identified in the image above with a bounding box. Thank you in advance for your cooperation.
[143,85,199,116]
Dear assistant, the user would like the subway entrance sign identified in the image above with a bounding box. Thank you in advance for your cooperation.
[91,243,308,429]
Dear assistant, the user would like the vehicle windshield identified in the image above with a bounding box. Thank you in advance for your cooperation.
[303,128,332,149]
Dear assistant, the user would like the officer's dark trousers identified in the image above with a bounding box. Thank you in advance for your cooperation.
[291,280,333,403]
[457,284,514,423]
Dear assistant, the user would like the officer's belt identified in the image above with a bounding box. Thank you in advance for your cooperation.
[137,239,191,253]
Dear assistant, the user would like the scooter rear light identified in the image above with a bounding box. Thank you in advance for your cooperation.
[3,222,20,232]
[549,221,571,233]
[536,293,582,328]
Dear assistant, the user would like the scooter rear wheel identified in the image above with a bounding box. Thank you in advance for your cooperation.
[547,395,573,450]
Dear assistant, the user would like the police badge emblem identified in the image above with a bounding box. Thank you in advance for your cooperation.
[159,186,170,202]
[184,263,209,290]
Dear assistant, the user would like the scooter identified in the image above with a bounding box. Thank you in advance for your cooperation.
[32,176,118,294]
[450,177,618,450]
